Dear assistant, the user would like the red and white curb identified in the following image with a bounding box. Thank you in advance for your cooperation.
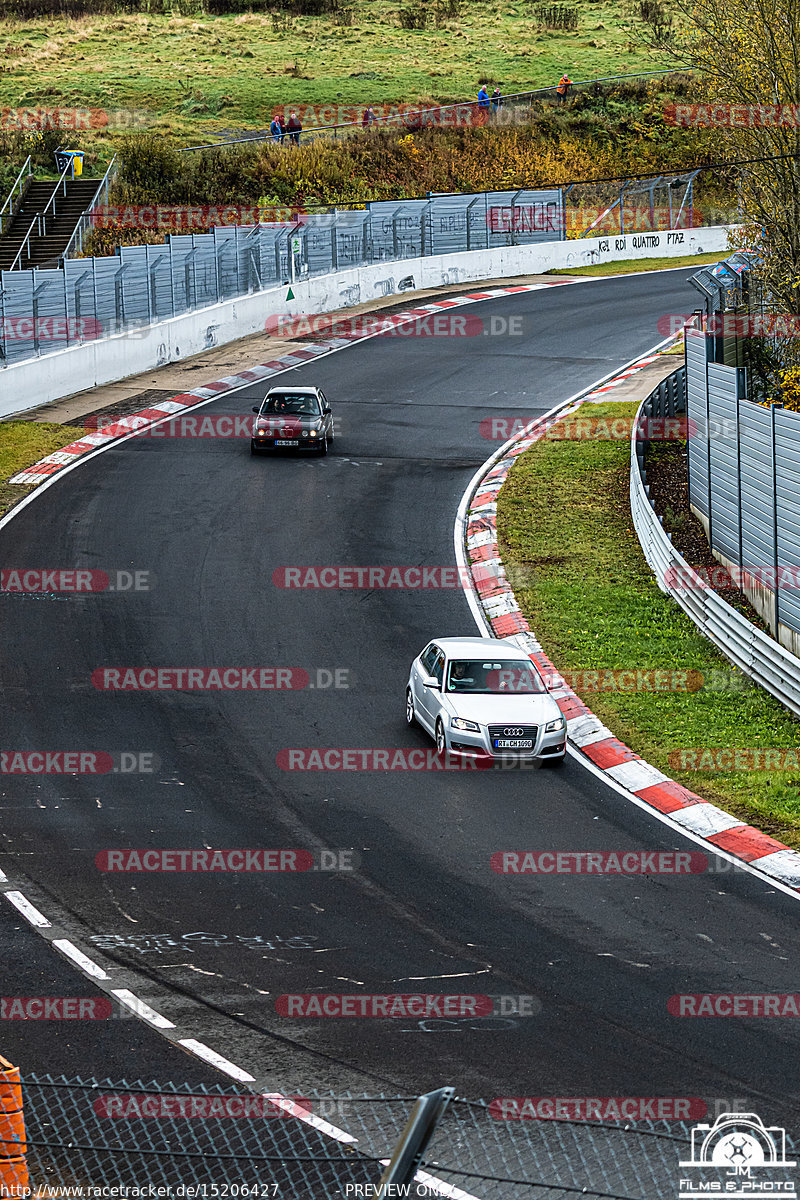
[455,340,800,896]
[10,282,571,488]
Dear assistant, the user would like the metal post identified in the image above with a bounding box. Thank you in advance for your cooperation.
[736,369,744,572]
[619,188,625,235]
[772,402,780,635]
[167,236,176,315]
[63,269,71,346]
[668,183,673,229]
[145,247,153,324]
[377,1088,454,1195]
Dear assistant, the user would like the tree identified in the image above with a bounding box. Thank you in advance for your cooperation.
[644,0,800,314]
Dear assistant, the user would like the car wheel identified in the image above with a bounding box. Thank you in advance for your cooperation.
[435,718,447,756]
[405,688,415,726]
[318,433,328,455]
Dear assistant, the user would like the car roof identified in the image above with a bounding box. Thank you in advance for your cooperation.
[430,637,531,658]
[265,386,320,395]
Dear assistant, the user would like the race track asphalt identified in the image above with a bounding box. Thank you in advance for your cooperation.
[2,268,799,1125]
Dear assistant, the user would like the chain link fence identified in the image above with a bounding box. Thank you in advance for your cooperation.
[12,1077,716,1198]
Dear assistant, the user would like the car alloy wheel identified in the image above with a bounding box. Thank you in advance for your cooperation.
[405,688,415,726]
[435,719,447,756]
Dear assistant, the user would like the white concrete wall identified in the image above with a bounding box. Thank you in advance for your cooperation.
[0,225,732,418]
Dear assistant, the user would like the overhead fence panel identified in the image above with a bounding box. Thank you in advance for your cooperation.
[775,407,800,633]
[685,324,709,520]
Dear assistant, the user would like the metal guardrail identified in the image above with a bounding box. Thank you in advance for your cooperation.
[630,365,800,719]
[62,154,118,262]
[181,68,688,152]
[0,154,32,236]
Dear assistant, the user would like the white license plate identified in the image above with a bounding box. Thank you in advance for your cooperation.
[494,738,533,750]
[275,439,299,446]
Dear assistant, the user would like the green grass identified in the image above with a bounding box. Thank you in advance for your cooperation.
[553,250,729,277]
[496,400,800,845]
[0,421,84,518]
[0,0,673,143]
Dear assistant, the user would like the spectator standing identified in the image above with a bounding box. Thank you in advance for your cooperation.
[285,110,302,145]
[556,73,572,104]
[478,84,490,109]
[362,106,377,129]
[491,87,502,118]
[270,113,284,143]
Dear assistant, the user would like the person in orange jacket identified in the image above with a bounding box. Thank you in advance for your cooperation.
[556,73,572,103]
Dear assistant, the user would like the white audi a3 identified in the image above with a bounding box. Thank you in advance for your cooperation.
[406,636,567,764]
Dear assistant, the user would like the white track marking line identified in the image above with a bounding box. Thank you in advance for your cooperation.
[111,988,176,1029]
[177,1039,256,1082]
[4,890,51,927]
[52,937,111,979]
[262,1094,357,1144]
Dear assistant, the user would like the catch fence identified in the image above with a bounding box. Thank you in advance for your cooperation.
[0,188,562,368]
[684,255,800,650]
[17,1076,708,1199]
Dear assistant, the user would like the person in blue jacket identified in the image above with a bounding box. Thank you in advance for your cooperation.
[270,113,284,143]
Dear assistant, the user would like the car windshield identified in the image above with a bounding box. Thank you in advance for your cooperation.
[446,659,546,694]
[262,394,320,416]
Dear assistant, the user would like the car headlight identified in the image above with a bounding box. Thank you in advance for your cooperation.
[545,716,566,732]
[309,430,318,438]
[451,717,480,732]
[301,430,309,438]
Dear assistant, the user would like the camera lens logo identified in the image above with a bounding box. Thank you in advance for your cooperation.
[679,1112,796,1197]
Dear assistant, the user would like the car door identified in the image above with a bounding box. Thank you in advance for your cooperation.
[413,643,439,731]
[318,390,333,437]
[421,647,446,731]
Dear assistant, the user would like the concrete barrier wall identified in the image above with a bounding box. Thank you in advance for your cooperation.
[0,225,732,419]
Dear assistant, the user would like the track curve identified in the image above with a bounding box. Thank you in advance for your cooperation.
[2,270,800,1118]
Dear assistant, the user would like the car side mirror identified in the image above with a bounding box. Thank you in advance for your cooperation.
[252,406,259,413]
[421,674,441,690]
[323,405,331,414]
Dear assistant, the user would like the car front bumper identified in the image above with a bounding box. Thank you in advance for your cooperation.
[447,724,566,761]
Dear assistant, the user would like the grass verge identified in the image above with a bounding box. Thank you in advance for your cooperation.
[0,422,84,520]
[552,250,728,277]
[496,399,800,847]
[0,2,671,139]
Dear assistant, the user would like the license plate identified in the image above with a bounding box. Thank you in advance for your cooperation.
[494,738,533,750]
[275,439,298,446]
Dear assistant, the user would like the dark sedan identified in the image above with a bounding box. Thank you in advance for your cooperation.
[251,386,334,455]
